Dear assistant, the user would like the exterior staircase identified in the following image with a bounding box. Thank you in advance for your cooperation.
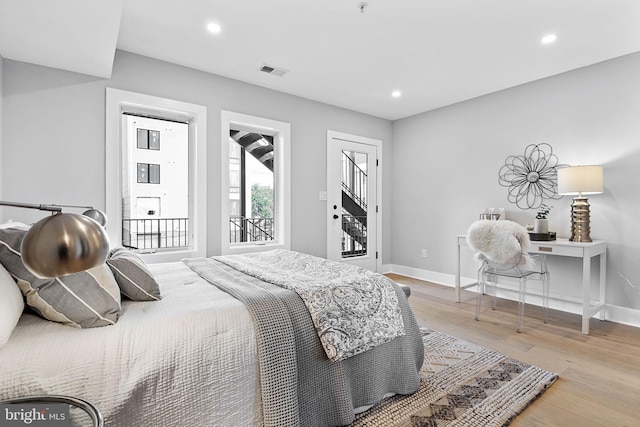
[230,130,274,171]
[341,152,368,257]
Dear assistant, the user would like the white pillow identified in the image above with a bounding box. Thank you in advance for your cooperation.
[0,261,24,348]
[0,220,29,228]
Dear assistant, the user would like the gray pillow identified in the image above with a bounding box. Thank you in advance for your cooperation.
[0,227,121,328]
[107,247,161,301]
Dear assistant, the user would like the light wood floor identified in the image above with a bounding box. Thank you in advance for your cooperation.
[387,273,640,427]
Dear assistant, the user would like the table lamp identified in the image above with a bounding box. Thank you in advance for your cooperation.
[0,201,109,278]
[557,165,603,242]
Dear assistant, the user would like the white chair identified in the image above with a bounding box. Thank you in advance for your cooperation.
[466,220,550,333]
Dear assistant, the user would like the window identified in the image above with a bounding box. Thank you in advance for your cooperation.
[137,128,160,150]
[137,163,161,184]
[228,131,274,243]
[221,111,290,255]
[106,88,207,262]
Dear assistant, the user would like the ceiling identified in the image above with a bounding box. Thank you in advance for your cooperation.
[1,0,640,120]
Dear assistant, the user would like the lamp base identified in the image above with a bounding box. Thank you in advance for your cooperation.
[569,197,592,242]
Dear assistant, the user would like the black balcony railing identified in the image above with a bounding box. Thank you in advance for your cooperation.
[342,213,367,257]
[122,218,189,250]
[230,217,274,243]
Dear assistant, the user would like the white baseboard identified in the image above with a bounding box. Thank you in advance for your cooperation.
[605,305,640,328]
[382,263,640,330]
[382,264,454,287]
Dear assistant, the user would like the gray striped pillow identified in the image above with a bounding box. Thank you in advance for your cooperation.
[0,227,121,328]
[107,247,161,301]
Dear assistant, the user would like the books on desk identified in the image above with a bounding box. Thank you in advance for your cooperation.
[529,231,556,241]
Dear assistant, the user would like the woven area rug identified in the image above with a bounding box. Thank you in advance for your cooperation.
[350,328,558,427]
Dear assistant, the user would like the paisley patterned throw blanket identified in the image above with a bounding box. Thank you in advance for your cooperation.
[182,250,422,426]
[214,249,406,361]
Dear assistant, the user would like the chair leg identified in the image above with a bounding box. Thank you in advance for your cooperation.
[517,277,527,333]
[490,278,497,310]
[543,272,550,324]
[475,271,484,321]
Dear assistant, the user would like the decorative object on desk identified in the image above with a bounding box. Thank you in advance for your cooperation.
[498,143,564,209]
[479,213,500,220]
[350,328,558,426]
[534,203,552,233]
[535,203,552,219]
[0,201,109,278]
[557,165,603,242]
[534,219,548,233]
[479,207,505,220]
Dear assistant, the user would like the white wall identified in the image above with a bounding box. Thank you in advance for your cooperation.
[1,50,393,261]
[390,52,640,322]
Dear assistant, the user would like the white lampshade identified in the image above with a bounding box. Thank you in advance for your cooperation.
[557,165,603,196]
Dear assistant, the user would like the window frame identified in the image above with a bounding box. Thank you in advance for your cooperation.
[220,110,291,255]
[106,88,207,262]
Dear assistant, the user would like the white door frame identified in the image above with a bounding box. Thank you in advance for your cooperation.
[326,130,382,271]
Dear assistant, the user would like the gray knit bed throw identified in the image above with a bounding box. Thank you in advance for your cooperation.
[182,257,424,427]
[214,249,406,361]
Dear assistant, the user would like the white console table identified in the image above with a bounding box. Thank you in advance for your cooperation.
[456,235,607,334]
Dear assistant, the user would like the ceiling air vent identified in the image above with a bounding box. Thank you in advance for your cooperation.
[259,63,289,77]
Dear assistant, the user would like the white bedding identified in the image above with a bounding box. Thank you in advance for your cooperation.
[0,262,261,426]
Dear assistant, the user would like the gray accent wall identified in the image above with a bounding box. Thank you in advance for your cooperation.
[0,55,3,205]
[2,47,640,324]
[391,52,640,315]
[1,50,392,261]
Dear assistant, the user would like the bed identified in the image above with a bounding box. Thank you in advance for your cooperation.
[0,247,424,427]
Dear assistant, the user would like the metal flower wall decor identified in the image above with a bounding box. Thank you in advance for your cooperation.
[498,143,563,209]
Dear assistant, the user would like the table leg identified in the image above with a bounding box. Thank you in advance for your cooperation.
[582,254,591,334]
[456,239,461,303]
[599,251,607,321]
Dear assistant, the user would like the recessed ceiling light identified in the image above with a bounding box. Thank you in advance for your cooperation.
[391,90,402,98]
[207,23,222,34]
[541,34,557,44]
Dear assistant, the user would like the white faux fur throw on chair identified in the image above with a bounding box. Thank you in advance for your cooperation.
[466,220,534,268]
